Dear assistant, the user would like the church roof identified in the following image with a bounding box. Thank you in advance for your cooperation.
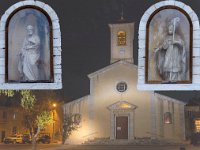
[155,93,186,105]
[63,95,89,106]
[87,60,137,79]
[186,99,200,106]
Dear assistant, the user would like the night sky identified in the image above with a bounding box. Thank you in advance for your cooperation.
[1,0,200,103]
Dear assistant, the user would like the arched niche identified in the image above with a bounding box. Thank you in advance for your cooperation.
[137,0,200,91]
[146,6,193,84]
[0,0,62,89]
[6,6,53,83]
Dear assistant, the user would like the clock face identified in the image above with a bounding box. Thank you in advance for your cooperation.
[119,48,125,55]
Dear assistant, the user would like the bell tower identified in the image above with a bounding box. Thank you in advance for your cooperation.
[109,21,134,64]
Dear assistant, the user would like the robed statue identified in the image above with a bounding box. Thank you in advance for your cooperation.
[154,17,186,82]
[18,25,40,81]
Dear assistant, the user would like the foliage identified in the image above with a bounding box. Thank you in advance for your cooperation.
[36,111,53,129]
[22,99,55,137]
[20,90,36,110]
[0,90,54,134]
[0,90,59,150]
[0,90,15,97]
[0,90,36,109]
[62,114,79,144]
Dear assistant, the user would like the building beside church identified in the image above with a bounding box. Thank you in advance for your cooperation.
[185,100,200,139]
[63,20,186,144]
[0,105,62,143]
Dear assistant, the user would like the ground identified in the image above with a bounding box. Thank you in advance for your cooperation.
[0,144,200,150]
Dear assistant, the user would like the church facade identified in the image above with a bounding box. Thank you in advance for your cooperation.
[63,21,186,144]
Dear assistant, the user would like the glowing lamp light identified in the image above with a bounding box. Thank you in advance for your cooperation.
[120,103,131,109]
[52,103,57,108]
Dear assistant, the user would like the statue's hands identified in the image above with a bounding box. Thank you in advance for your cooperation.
[26,45,32,49]
[26,44,37,50]
[173,40,183,46]
[152,47,160,58]
[154,47,160,53]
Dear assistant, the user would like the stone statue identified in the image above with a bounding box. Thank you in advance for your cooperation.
[18,25,40,81]
[154,17,186,82]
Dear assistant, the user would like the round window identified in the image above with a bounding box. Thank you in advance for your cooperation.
[116,82,127,92]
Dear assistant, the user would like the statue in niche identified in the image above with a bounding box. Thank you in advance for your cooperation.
[154,17,186,82]
[18,25,40,81]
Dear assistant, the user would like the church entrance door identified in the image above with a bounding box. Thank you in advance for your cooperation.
[116,116,128,139]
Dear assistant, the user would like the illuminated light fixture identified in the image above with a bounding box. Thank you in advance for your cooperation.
[164,112,172,124]
[52,103,57,108]
[120,103,131,109]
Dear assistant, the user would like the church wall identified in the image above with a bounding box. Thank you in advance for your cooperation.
[64,64,186,144]
[63,96,92,144]
[91,64,152,139]
[155,94,186,142]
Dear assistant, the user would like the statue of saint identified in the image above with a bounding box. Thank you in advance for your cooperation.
[18,25,40,81]
[154,17,186,82]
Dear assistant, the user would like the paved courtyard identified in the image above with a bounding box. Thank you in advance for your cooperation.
[0,144,200,150]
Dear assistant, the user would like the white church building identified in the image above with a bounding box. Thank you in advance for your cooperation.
[63,20,186,144]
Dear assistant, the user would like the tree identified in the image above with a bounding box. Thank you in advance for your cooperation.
[0,90,54,150]
[20,92,54,150]
[32,111,53,150]
[62,114,79,144]
[22,99,54,137]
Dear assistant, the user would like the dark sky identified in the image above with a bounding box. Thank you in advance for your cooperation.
[1,0,200,103]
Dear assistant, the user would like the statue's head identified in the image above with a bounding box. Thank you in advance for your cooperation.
[168,23,174,35]
[26,25,34,36]
[167,17,180,35]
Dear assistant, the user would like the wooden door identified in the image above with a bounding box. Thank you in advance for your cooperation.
[116,116,128,139]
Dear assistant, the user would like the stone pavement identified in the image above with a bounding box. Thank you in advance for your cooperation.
[42,144,200,150]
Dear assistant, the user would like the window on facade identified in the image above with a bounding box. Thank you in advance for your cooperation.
[117,31,126,46]
[2,112,7,120]
[164,112,172,124]
[13,113,16,120]
[116,82,128,92]
[195,119,200,132]
[73,114,81,125]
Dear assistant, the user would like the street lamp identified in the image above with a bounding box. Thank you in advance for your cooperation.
[53,103,57,108]
[52,103,57,142]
